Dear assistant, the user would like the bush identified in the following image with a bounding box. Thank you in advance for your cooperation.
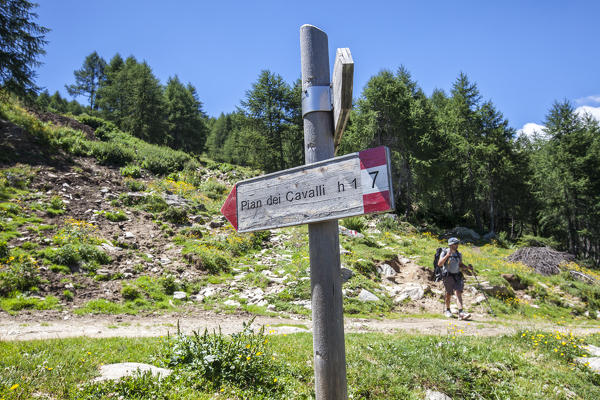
[183,246,229,274]
[104,210,128,222]
[120,164,142,178]
[342,216,367,233]
[517,234,560,249]
[63,289,74,301]
[0,254,40,295]
[160,274,179,295]
[0,240,8,259]
[199,179,228,200]
[121,284,141,300]
[124,178,146,192]
[162,206,188,224]
[89,141,136,166]
[143,195,168,213]
[161,321,281,392]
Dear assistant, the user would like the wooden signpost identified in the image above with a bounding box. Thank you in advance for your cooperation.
[221,24,393,400]
[220,146,394,232]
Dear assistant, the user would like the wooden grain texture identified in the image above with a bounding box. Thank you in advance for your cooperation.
[300,24,348,400]
[332,47,354,153]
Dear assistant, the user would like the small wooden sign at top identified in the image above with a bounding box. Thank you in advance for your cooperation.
[332,48,354,153]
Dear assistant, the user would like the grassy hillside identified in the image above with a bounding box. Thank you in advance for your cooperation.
[1,98,600,323]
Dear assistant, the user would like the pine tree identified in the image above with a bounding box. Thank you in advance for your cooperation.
[65,51,106,109]
[164,76,208,153]
[0,0,49,96]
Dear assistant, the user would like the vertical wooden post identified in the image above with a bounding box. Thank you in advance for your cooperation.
[300,24,348,400]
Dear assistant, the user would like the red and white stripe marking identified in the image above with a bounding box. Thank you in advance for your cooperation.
[358,146,392,214]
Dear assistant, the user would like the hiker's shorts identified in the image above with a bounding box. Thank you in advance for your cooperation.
[443,273,464,293]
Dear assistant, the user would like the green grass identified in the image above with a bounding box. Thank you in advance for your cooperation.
[1,330,600,399]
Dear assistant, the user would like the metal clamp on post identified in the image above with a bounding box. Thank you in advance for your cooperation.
[302,85,332,117]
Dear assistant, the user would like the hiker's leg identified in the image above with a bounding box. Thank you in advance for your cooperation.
[445,292,452,310]
[455,290,464,309]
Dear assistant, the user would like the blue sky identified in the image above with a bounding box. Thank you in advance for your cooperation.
[35,0,600,132]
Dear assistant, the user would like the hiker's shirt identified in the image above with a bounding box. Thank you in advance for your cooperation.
[440,248,461,274]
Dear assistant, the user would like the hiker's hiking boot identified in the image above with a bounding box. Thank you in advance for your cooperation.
[459,311,471,320]
[444,310,452,318]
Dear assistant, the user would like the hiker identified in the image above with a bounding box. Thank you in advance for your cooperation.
[438,237,473,320]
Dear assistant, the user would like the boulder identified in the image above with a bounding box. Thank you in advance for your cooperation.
[501,274,529,290]
[358,289,379,302]
[446,227,480,242]
[575,357,600,373]
[377,263,396,279]
[476,282,512,298]
[94,363,172,382]
[394,283,425,303]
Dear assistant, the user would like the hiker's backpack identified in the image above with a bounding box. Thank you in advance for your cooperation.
[433,247,443,282]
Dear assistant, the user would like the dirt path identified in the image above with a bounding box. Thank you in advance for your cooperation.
[3,311,600,341]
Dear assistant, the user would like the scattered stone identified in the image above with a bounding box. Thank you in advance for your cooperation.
[94,363,172,382]
[358,289,379,302]
[199,286,221,298]
[96,269,111,278]
[124,231,135,240]
[173,291,187,300]
[425,390,452,400]
[340,267,354,283]
[291,300,311,310]
[224,299,240,307]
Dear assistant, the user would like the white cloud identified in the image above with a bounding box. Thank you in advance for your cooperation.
[575,95,600,105]
[517,122,546,139]
[575,105,600,121]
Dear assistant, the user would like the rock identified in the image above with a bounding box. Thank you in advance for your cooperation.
[483,232,496,240]
[96,269,111,278]
[124,231,135,239]
[476,282,512,298]
[569,270,597,285]
[100,243,121,253]
[399,283,424,301]
[291,300,312,310]
[94,363,172,382]
[584,345,600,357]
[122,272,134,279]
[575,357,600,373]
[399,257,411,265]
[340,245,351,255]
[425,389,452,400]
[377,263,396,279]
[164,193,189,207]
[199,286,220,297]
[267,304,276,310]
[473,295,487,305]
[255,299,268,307]
[358,289,379,302]
[340,267,354,282]
[209,220,224,229]
[224,299,240,307]
[159,257,171,265]
[64,282,74,290]
[339,225,364,238]
[173,291,187,300]
[189,215,205,224]
[501,274,529,290]
[446,226,480,242]
[191,294,204,302]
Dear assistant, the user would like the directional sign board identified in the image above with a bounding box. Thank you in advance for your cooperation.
[221,146,394,232]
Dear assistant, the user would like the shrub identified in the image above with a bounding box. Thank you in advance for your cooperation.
[63,290,74,301]
[120,164,142,178]
[342,216,367,233]
[124,178,145,192]
[143,195,168,213]
[517,234,560,249]
[160,274,179,295]
[199,179,228,200]
[0,240,8,259]
[183,246,229,274]
[0,254,40,295]
[162,206,188,224]
[161,321,281,392]
[49,195,64,210]
[104,210,128,222]
[121,284,141,300]
[89,141,136,166]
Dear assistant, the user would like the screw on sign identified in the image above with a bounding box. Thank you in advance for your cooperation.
[220,146,394,232]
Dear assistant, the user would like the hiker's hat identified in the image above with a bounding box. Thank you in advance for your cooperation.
[448,237,460,245]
